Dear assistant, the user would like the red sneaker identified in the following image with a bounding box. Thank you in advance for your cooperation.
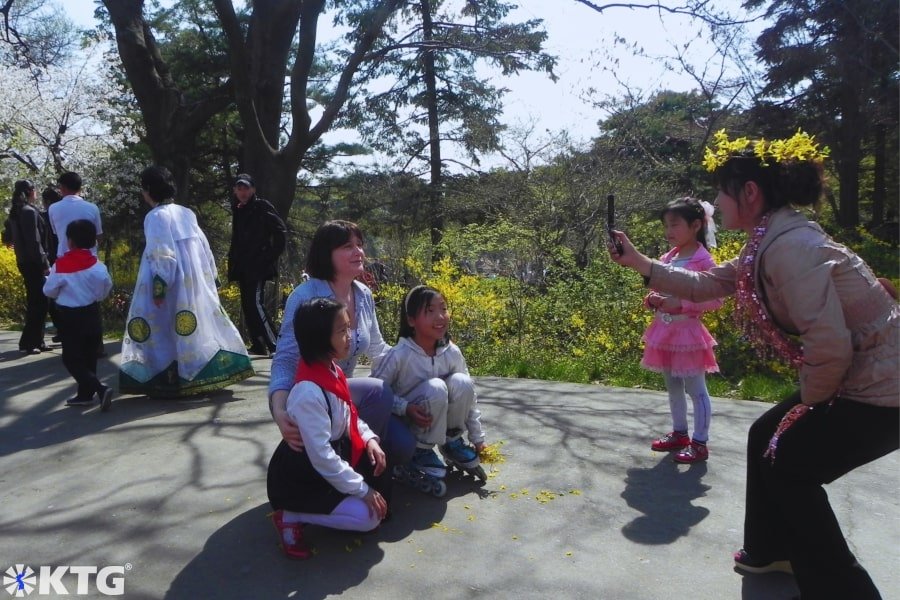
[674,441,709,463]
[270,510,312,559]
[650,431,691,452]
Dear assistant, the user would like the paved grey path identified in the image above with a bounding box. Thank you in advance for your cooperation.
[1,330,897,599]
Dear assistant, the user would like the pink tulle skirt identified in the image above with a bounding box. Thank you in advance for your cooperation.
[641,315,719,377]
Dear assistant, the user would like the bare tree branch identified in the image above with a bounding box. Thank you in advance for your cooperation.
[0,0,28,52]
[572,0,755,27]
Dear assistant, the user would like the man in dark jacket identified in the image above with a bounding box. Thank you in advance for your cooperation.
[9,180,51,354]
[227,174,287,355]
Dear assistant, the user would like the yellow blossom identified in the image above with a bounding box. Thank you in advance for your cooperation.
[702,129,829,172]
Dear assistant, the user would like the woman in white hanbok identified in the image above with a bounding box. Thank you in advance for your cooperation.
[119,166,253,397]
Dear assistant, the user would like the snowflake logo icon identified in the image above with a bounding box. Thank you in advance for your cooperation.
[3,565,35,597]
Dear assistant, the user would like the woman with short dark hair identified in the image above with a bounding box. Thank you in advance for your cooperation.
[269,220,416,470]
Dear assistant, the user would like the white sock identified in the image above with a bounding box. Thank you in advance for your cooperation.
[291,498,379,531]
[281,510,304,524]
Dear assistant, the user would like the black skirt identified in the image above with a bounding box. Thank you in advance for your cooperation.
[267,438,391,515]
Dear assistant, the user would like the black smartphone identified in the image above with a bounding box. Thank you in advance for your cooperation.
[607,194,624,256]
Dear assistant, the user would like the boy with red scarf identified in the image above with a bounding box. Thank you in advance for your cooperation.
[266,297,390,559]
[43,220,113,410]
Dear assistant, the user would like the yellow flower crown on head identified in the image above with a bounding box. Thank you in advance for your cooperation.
[702,129,830,172]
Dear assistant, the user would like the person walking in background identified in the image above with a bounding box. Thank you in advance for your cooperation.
[227,174,287,356]
[48,172,106,356]
[642,197,722,464]
[48,172,102,257]
[43,220,113,410]
[40,187,62,342]
[119,166,253,398]
[7,180,51,354]
[39,187,62,268]
[609,130,898,599]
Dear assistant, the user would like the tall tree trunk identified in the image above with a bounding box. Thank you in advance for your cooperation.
[420,0,444,260]
[835,109,861,229]
[107,0,402,219]
[214,0,402,220]
[835,9,864,229]
[236,0,304,213]
[871,124,886,226]
[102,0,232,203]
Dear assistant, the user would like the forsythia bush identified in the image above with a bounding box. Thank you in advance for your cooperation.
[100,241,140,332]
[845,227,900,290]
[0,246,26,324]
[705,240,795,380]
[218,281,242,323]
[376,257,511,360]
[371,238,806,397]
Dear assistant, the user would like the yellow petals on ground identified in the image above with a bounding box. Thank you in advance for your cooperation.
[343,538,364,552]
[535,490,558,503]
[479,441,507,465]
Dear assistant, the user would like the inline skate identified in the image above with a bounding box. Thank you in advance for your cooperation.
[393,447,447,497]
[440,434,487,482]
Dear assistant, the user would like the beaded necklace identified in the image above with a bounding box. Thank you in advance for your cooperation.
[734,212,804,369]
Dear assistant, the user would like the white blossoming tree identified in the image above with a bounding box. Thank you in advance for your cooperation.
[0,47,140,212]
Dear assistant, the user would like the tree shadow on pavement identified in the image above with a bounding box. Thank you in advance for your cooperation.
[0,339,251,459]
[164,489,453,600]
[620,456,711,545]
[164,503,385,600]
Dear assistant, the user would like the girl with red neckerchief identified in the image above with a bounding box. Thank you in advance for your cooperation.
[266,297,390,559]
[609,131,898,600]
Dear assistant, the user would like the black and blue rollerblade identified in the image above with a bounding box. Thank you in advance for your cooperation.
[440,435,487,482]
[393,447,447,497]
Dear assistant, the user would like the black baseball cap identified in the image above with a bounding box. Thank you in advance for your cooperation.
[234,173,255,187]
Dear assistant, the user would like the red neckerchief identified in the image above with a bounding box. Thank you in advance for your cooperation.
[295,359,364,466]
[54,249,97,274]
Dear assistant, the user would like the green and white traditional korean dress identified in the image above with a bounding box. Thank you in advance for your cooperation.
[119,203,253,397]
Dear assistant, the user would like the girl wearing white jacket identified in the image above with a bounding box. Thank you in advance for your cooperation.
[373,285,486,478]
[267,298,389,559]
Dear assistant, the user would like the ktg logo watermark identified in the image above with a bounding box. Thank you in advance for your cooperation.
[3,563,131,597]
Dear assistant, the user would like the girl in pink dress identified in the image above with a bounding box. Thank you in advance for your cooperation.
[642,197,722,463]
